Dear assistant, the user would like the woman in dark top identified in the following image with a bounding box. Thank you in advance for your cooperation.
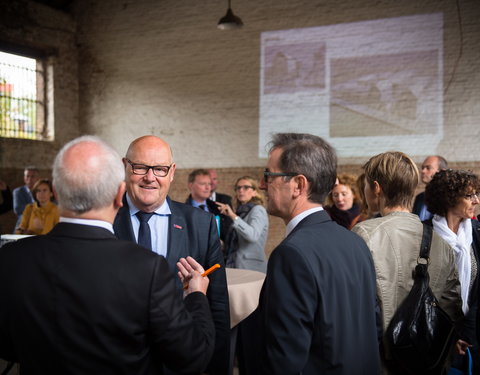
[325,173,365,229]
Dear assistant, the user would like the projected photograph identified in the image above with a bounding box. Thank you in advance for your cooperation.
[330,50,440,137]
[259,13,444,158]
[263,42,326,94]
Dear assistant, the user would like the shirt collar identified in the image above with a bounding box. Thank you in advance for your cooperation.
[59,217,114,233]
[191,199,207,208]
[285,206,324,237]
[126,193,171,216]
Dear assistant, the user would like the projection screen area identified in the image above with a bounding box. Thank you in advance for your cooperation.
[259,13,443,160]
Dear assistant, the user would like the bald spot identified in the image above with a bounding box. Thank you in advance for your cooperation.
[126,135,173,163]
[63,141,105,184]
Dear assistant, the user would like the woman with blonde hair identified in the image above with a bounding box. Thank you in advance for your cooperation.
[16,179,59,235]
[216,176,268,273]
[352,151,462,374]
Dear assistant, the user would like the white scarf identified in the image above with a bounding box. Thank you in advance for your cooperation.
[432,215,472,314]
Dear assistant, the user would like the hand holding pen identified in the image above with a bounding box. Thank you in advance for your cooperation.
[177,256,220,296]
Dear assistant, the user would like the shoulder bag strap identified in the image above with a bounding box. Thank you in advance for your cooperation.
[419,223,433,261]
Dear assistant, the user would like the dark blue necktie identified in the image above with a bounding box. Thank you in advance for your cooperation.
[136,211,154,251]
[198,204,206,211]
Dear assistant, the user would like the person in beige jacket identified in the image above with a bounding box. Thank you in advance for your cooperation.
[352,151,463,374]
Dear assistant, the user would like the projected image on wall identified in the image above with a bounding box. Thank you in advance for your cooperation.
[330,50,439,137]
[263,43,326,94]
[259,13,443,159]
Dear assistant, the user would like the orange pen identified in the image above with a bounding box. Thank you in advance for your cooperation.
[183,264,221,289]
[201,263,221,277]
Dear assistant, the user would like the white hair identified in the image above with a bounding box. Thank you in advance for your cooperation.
[52,135,124,214]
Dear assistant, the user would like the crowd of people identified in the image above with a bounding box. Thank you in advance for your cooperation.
[0,133,479,375]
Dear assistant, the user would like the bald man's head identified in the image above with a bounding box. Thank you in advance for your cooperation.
[123,135,176,212]
[53,136,124,214]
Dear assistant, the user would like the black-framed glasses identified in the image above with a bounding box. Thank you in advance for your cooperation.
[263,170,298,183]
[465,193,479,202]
[234,185,253,191]
[126,159,172,177]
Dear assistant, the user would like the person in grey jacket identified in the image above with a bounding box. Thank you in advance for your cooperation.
[216,176,268,273]
[352,151,462,375]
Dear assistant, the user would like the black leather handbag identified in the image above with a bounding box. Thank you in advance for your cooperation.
[385,224,456,375]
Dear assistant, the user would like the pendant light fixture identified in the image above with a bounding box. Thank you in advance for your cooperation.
[217,0,243,30]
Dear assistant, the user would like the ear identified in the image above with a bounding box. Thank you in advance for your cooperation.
[169,163,176,182]
[292,174,309,197]
[373,181,381,196]
[114,181,126,209]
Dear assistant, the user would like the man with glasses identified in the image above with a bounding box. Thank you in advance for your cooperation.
[0,136,215,374]
[248,133,381,374]
[113,135,230,375]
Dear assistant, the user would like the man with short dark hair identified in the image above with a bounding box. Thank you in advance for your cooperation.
[0,136,215,374]
[113,136,230,375]
[251,133,380,374]
[186,169,232,244]
[412,155,448,220]
[12,166,39,230]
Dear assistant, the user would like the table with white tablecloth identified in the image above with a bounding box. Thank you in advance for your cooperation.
[226,267,266,375]
[226,267,265,328]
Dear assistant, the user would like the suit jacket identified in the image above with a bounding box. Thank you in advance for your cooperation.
[412,191,433,220]
[113,196,230,375]
[229,204,268,273]
[212,192,232,206]
[254,210,381,374]
[0,187,12,215]
[12,185,34,229]
[0,223,215,375]
[185,195,233,243]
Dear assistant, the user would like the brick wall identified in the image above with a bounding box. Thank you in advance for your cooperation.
[1,0,480,257]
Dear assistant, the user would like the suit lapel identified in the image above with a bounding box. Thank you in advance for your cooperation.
[166,198,189,269]
[113,195,136,242]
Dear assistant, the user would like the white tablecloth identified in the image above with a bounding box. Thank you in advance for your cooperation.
[226,268,266,328]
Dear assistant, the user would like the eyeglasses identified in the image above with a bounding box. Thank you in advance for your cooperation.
[234,185,253,191]
[464,193,479,202]
[126,159,172,177]
[263,170,298,183]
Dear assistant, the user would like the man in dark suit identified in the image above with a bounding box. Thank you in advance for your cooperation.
[0,136,215,374]
[208,169,232,206]
[12,166,39,230]
[113,136,230,375]
[185,169,232,244]
[251,133,381,374]
[412,155,448,221]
